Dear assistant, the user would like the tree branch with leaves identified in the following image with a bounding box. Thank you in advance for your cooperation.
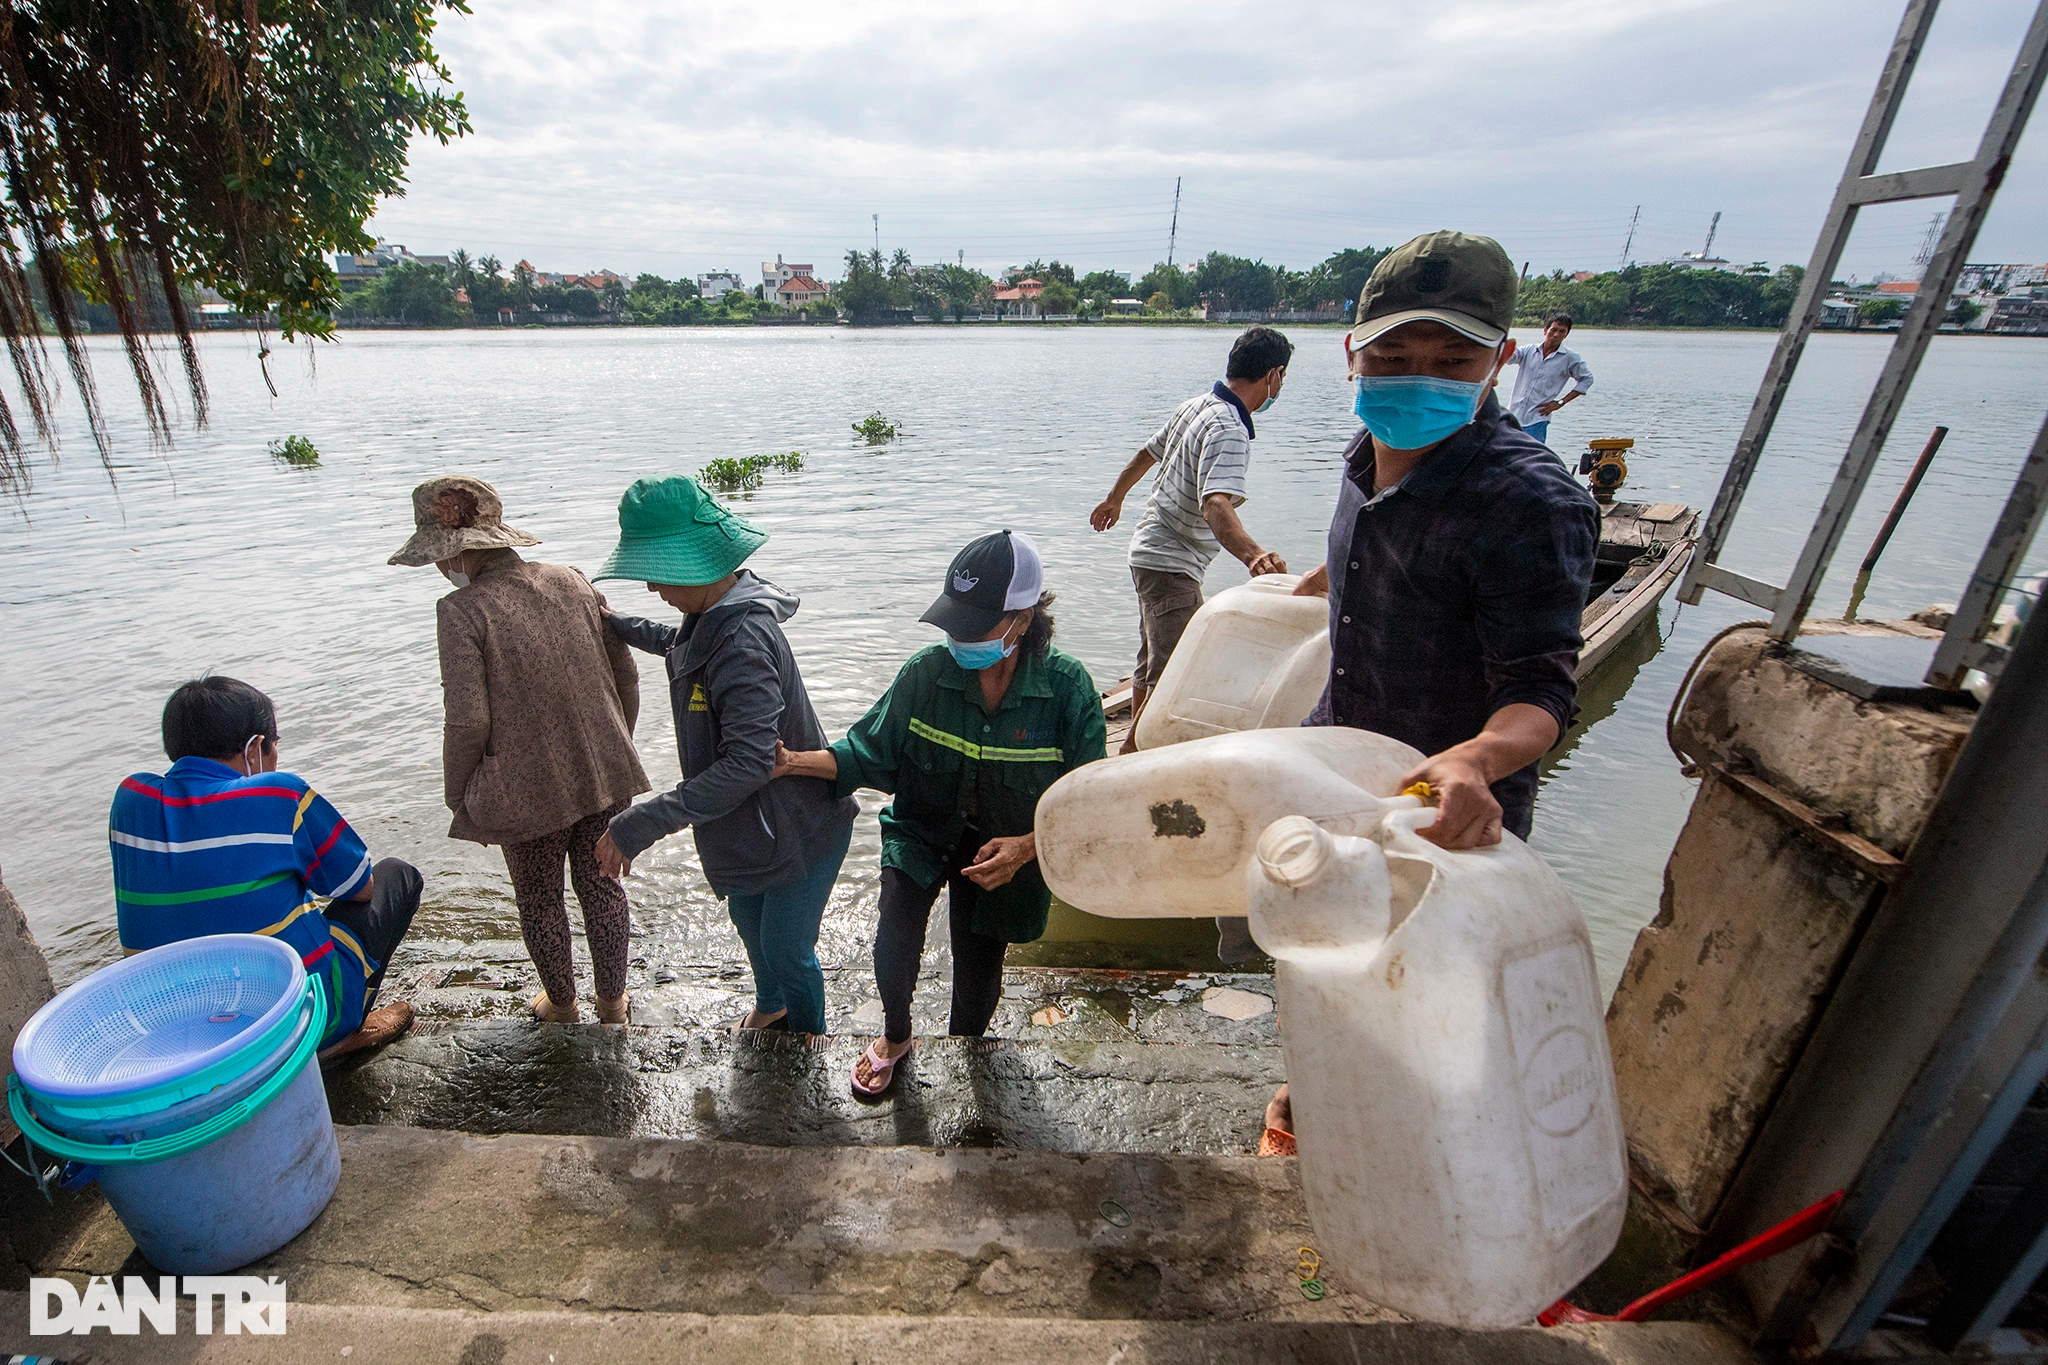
[0,0,470,490]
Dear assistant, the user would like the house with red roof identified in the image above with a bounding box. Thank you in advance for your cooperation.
[992,278,1044,319]
[774,275,829,307]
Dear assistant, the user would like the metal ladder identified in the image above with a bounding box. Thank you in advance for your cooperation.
[1677,0,2048,688]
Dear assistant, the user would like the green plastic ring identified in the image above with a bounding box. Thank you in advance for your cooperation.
[7,979,326,1166]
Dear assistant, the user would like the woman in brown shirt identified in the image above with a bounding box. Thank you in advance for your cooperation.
[390,476,650,1024]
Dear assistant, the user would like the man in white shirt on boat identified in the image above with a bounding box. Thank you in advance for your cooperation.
[1503,313,1593,446]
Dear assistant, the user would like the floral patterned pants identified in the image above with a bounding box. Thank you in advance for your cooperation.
[502,802,631,1007]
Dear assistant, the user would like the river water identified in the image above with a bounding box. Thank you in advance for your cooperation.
[3,325,2044,997]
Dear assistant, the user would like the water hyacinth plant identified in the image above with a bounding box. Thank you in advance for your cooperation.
[700,451,807,492]
[268,435,322,468]
[852,412,899,444]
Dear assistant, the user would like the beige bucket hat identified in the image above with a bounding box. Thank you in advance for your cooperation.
[388,475,541,567]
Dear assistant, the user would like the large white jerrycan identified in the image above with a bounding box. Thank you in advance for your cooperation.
[1132,573,1331,750]
[1036,727,1424,920]
[1248,813,1626,1328]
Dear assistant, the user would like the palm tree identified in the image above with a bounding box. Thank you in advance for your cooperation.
[449,248,475,289]
[844,248,868,279]
[477,254,502,281]
[889,248,912,279]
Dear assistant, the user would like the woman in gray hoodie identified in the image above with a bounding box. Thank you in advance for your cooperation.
[592,477,855,1035]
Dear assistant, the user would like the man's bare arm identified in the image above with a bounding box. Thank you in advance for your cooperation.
[1202,493,1286,576]
[1090,448,1158,531]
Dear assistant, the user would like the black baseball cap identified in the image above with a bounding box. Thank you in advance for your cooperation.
[920,530,1044,638]
[1348,230,1518,352]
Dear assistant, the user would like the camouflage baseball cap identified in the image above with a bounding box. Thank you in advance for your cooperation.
[1348,231,1518,351]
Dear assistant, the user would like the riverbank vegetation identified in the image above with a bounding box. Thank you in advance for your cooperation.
[1515,264,1807,329]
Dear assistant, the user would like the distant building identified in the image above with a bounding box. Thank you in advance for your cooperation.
[762,256,816,296]
[698,271,747,299]
[1989,289,2048,336]
[1955,262,2048,295]
[333,240,420,289]
[560,271,624,291]
[773,275,829,308]
[992,278,1044,318]
[1110,298,1144,314]
[1819,298,1861,330]
[1875,280,1919,297]
[1660,251,1745,273]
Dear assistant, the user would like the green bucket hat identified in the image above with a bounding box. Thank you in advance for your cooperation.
[594,477,768,585]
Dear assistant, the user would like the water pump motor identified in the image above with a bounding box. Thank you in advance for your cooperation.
[1578,439,1633,501]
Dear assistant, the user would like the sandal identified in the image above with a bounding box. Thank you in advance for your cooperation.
[851,1038,911,1097]
[730,1008,790,1037]
[532,991,581,1024]
[1257,1125,1297,1157]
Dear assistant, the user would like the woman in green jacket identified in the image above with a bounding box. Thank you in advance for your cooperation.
[773,530,1107,1096]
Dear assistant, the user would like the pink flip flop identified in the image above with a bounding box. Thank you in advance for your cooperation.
[851,1038,911,1097]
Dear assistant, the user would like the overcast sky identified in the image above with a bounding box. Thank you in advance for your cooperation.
[365,0,2048,285]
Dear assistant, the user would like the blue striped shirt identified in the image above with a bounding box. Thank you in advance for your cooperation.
[110,757,377,1042]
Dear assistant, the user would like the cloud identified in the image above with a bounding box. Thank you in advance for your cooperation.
[369,0,2048,281]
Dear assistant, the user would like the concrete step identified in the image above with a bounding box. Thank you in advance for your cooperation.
[0,1297,1757,1365]
[13,1126,1757,1363]
[326,963,1287,1155]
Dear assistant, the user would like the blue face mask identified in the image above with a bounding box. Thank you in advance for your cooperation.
[947,631,1017,671]
[1353,374,1489,449]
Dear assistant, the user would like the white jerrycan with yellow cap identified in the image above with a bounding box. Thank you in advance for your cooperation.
[1034,727,1625,1326]
[1035,726,1422,919]
[1248,812,1625,1328]
[1132,573,1331,751]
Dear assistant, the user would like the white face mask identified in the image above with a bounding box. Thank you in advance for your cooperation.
[444,570,470,589]
[242,735,272,775]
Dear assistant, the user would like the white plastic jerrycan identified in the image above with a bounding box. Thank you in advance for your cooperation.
[1248,813,1626,1329]
[1132,573,1331,750]
[1036,727,1424,920]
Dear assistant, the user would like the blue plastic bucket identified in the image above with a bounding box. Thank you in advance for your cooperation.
[9,970,341,1274]
[14,934,308,1125]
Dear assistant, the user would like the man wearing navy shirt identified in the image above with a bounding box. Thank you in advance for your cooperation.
[1264,232,1598,1154]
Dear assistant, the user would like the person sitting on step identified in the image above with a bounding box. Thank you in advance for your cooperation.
[109,675,422,1064]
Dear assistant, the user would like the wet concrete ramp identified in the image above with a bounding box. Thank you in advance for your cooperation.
[324,964,1289,1154]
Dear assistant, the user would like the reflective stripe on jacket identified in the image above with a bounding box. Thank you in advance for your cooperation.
[830,643,1107,942]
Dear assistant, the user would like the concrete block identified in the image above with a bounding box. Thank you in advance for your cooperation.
[1607,626,1974,1230]
[1669,627,1971,854]
[1608,779,1886,1226]
[0,874,55,1148]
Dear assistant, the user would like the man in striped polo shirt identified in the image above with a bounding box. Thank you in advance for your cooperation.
[1090,327,1294,752]
[110,676,421,1062]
